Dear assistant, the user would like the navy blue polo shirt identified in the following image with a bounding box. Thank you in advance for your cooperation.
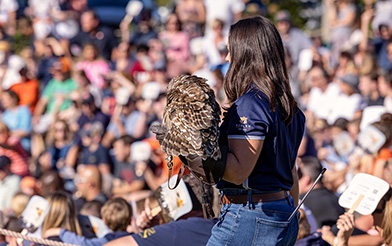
[133,217,216,246]
[217,87,305,192]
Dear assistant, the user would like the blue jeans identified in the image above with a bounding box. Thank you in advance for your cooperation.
[206,191,299,246]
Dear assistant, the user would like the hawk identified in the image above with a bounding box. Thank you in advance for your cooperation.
[150,74,222,186]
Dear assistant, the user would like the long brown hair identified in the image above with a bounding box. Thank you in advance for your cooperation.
[41,192,81,237]
[224,16,297,125]
[45,120,73,147]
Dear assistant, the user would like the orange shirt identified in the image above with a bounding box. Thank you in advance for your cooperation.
[371,148,392,175]
[10,80,39,113]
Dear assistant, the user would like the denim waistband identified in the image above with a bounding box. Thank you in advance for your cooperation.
[220,188,285,196]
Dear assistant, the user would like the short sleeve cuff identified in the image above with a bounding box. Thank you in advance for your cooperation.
[228,135,265,140]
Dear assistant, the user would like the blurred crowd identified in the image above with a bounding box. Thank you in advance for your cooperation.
[0,0,391,245]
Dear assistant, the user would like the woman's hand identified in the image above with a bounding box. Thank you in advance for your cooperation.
[336,212,355,246]
[136,198,153,231]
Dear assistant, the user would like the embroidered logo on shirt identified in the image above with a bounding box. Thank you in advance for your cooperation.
[240,116,248,124]
[236,116,251,129]
[138,228,156,238]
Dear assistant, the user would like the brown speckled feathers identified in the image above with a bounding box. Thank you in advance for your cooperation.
[150,74,221,160]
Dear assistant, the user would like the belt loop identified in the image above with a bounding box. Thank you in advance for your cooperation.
[219,190,224,205]
[247,190,255,209]
[284,191,291,206]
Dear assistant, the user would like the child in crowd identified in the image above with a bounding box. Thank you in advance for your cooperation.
[43,197,133,246]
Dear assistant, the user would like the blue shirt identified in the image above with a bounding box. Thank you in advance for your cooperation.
[2,106,32,151]
[107,111,142,138]
[373,37,392,70]
[133,217,216,246]
[59,229,130,246]
[48,144,72,170]
[217,87,305,192]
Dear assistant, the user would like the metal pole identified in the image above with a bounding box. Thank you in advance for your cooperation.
[288,168,327,222]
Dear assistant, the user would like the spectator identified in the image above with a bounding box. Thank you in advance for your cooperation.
[204,0,244,36]
[0,41,26,90]
[33,57,77,133]
[77,122,111,186]
[80,200,103,218]
[372,187,392,246]
[110,42,133,74]
[36,39,59,88]
[76,93,110,133]
[44,197,133,246]
[1,216,22,246]
[295,208,328,246]
[0,122,29,177]
[1,90,32,152]
[111,136,146,196]
[0,156,20,212]
[104,175,216,246]
[103,97,148,146]
[275,10,313,66]
[202,19,227,68]
[10,192,30,217]
[176,0,206,39]
[0,0,18,36]
[38,192,82,245]
[361,8,392,71]
[358,73,384,106]
[298,157,345,228]
[20,176,36,196]
[328,0,357,66]
[45,119,74,171]
[158,13,190,79]
[76,43,110,89]
[130,44,153,82]
[36,171,64,197]
[74,165,108,211]
[378,69,392,112]
[26,0,60,40]
[360,113,392,179]
[306,66,341,123]
[328,74,367,124]
[70,10,118,60]
[73,70,103,108]
[122,10,157,47]
[9,64,39,113]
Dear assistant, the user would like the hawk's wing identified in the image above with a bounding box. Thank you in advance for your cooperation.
[159,75,221,160]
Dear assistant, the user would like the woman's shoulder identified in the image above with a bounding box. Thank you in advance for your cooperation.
[230,89,273,120]
[235,88,269,107]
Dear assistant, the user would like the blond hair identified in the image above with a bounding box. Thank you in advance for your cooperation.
[11,193,31,217]
[297,208,311,241]
[45,120,73,147]
[382,198,392,246]
[101,198,132,232]
[42,192,81,237]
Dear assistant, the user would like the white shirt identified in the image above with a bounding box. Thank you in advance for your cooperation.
[29,0,60,18]
[328,93,367,124]
[0,174,20,211]
[0,0,18,23]
[307,82,341,120]
[384,96,392,113]
[372,0,392,33]
[202,34,228,67]
[204,0,245,36]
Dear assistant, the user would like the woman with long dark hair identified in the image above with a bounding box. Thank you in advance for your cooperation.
[202,16,305,246]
